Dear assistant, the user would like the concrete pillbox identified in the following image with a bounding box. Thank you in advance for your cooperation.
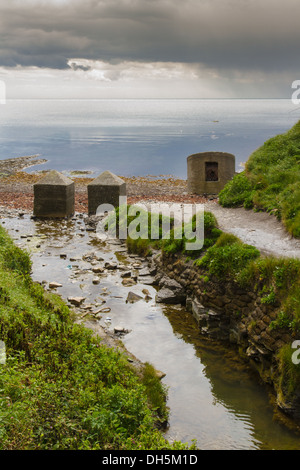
[33,170,75,218]
[187,151,235,195]
[87,170,127,215]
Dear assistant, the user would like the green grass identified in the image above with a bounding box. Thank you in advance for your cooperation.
[193,232,300,333]
[162,211,221,258]
[218,120,300,237]
[106,204,222,258]
[194,233,260,279]
[0,225,193,450]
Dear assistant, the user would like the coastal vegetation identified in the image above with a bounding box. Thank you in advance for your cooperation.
[218,120,300,238]
[0,224,193,450]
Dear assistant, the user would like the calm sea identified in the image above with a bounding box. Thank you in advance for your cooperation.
[0,99,299,178]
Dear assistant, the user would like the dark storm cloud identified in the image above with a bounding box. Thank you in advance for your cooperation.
[0,0,299,74]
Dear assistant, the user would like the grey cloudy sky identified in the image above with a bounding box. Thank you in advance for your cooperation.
[0,0,299,98]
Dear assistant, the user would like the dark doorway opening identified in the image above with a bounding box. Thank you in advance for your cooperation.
[205,162,218,181]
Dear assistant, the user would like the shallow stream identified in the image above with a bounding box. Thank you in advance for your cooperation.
[2,212,300,450]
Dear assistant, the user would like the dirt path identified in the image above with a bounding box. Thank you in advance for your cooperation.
[203,202,300,259]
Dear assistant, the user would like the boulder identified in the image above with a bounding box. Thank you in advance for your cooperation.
[155,287,185,305]
[156,275,186,304]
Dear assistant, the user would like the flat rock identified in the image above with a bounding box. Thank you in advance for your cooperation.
[138,267,151,276]
[92,266,105,273]
[126,291,143,303]
[158,275,183,291]
[49,281,62,288]
[114,325,130,335]
[105,261,118,270]
[120,270,132,278]
[67,296,85,306]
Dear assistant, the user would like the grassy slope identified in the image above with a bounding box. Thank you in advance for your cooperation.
[218,120,300,237]
[0,225,192,450]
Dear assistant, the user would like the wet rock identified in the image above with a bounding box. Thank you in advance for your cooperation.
[122,278,137,287]
[82,252,95,262]
[120,270,132,278]
[139,276,155,285]
[148,264,157,276]
[105,261,118,270]
[155,369,166,380]
[67,296,85,306]
[138,267,151,276]
[158,275,183,291]
[92,266,105,273]
[155,275,186,304]
[114,326,130,335]
[132,262,142,269]
[70,256,81,262]
[49,281,62,288]
[155,287,185,305]
[126,291,143,303]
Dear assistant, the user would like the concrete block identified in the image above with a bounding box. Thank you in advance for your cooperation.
[87,170,126,215]
[33,170,75,218]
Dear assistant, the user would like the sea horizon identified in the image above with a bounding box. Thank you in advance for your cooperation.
[0,98,299,179]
